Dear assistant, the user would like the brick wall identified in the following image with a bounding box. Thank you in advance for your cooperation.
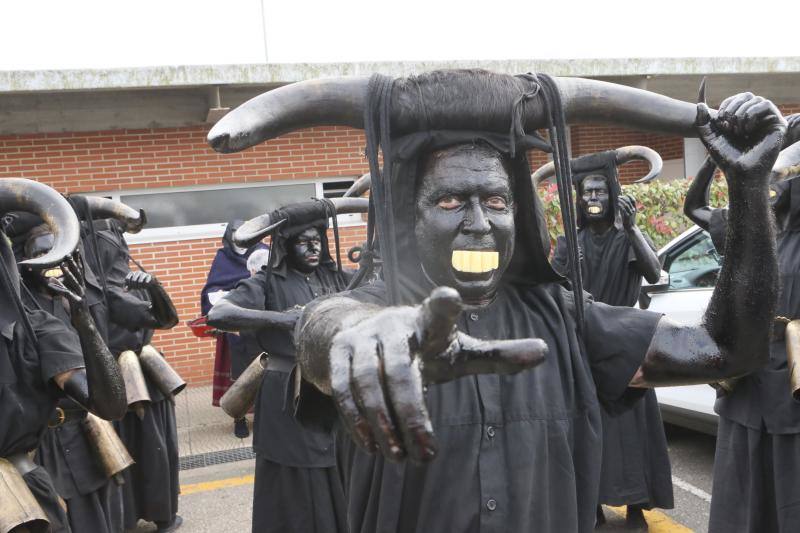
[0,117,727,386]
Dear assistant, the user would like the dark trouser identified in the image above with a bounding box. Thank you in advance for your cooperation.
[23,466,71,533]
[65,481,123,533]
[709,417,800,533]
[117,398,180,528]
[252,455,347,533]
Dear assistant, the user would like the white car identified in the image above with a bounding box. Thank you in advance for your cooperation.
[639,226,721,435]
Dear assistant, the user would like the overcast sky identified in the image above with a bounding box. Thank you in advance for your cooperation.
[2,0,798,70]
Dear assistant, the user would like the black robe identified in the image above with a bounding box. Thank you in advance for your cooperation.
[296,128,665,533]
[553,227,674,510]
[0,233,84,533]
[708,181,800,533]
[221,222,350,533]
[24,286,124,533]
[85,219,180,528]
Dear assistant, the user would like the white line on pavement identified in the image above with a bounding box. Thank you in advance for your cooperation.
[671,475,712,503]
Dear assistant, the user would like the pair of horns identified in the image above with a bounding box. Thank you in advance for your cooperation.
[71,195,147,234]
[0,179,80,267]
[531,145,663,186]
[234,198,369,248]
[208,72,709,154]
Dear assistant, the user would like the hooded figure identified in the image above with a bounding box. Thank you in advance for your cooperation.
[549,149,673,527]
[74,210,183,533]
[684,130,800,533]
[200,220,268,435]
[208,207,351,533]
[209,70,785,533]
[0,179,126,533]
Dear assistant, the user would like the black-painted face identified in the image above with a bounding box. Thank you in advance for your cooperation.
[414,144,515,305]
[287,227,323,273]
[22,231,63,283]
[580,175,610,222]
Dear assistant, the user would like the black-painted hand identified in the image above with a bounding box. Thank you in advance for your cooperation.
[618,195,637,229]
[328,286,547,463]
[124,270,156,291]
[696,92,786,183]
[46,254,86,308]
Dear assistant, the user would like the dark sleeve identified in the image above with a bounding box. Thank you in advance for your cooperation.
[27,309,84,382]
[627,230,657,264]
[106,286,153,330]
[222,270,269,311]
[551,236,569,276]
[583,299,662,412]
[708,208,728,254]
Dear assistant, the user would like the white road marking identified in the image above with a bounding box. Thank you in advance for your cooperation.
[672,475,712,503]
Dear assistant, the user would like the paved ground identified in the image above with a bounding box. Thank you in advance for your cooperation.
[133,386,719,532]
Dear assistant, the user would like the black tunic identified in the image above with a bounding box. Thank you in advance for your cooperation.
[0,234,84,533]
[707,186,800,532]
[223,262,349,533]
[86,219,180,527]
[553,228,674,510]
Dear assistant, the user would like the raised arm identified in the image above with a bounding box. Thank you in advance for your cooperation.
[683,156,718,231]
[49,255,127,420]
[632,93,784,387]
[618,195,660,283]
[295,286,547,463]
[123,271,179,329]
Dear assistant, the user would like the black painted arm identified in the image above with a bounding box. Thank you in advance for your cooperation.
[207,298,300,332]
[124,271,178,330]
[683,156,717,231]
[633,94,784,387]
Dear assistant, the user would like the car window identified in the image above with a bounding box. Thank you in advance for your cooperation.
[663,230,721,290]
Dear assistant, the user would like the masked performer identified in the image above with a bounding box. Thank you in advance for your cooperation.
[70,201,183,533]
[208,70,784,533]
[683,113,800,533]
[544,148,672,528]
[7,220,130,533]
[0,179,126,533]
[201,220,268,438]
[207,203,356,533]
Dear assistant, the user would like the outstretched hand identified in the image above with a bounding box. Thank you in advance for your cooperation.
[695,92,786,183]
[328,286,547,463]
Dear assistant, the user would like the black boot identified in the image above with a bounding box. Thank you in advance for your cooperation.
[156,515,183,532]
[625,505,648,530]
[234,418,250,438]
[595,505,606,528]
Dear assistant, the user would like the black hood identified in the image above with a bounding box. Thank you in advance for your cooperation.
[379,129,561,306]
[267,216,337,279]
[571,150,623,230]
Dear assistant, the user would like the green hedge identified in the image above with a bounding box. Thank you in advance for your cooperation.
[539,177,728,250]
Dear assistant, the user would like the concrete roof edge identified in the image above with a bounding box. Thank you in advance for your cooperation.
[1,57,799,93]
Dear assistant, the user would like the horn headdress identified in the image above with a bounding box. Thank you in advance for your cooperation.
[531,145,663,187]
[0,178,80,267]
[71,195,147,234]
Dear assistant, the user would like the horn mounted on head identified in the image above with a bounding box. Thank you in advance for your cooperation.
[234,197,369,248]
[0,178,80,267]
[74,195,147,234]
[531,145,663,187]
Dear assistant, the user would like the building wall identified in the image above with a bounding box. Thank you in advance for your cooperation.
[5,102,796,385]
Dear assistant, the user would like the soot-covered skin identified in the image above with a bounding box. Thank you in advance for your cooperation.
[287,227,323,274]
[414,144,515,306]
[633,93,785,386]
[123,270,179,330]
[45,255,127,420]
[579,176,612,228]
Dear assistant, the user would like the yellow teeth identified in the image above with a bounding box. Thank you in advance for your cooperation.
[451,250,499,274]
[43,268,63,278]
[587,206,602,214]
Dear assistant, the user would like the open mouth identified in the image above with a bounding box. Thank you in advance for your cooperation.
[587,205,602,214]
[451,250,498,275]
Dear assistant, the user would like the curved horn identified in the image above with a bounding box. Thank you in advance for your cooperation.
[208,73,709,154]
[531,161,556,187]
[770,140,800,184]
[343,173,371,197]
[84,196,147,233]
[614,145,663,183]
[0,179,80,267]
[234,198,370,248]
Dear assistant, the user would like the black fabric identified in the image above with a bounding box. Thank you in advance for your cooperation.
[24,465,71,533]
[553,225,672,509]
[116,397,179,528]
[223,261,350,467]
[709,418,800,533]
[570,150,624,230]
[252,455,348,533]
[62,480,124,533]
[308,280,661,533]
